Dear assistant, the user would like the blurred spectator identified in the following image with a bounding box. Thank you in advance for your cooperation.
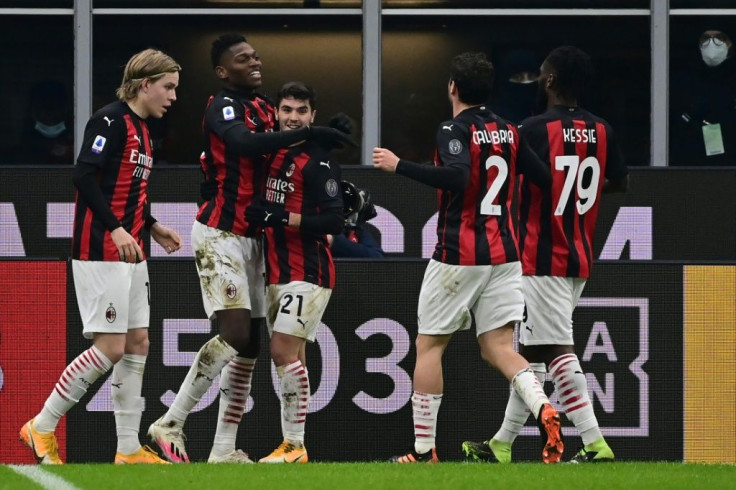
[329,180,386,258]
[16,80,74,165]
[671,29,736,166]
[491,49,540,124]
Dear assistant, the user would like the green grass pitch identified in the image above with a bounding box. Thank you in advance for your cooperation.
[2,462,736,490]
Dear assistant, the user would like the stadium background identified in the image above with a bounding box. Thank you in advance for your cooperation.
[1,166,734,464]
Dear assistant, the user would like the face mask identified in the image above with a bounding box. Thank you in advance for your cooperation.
[34,120,66,138]
[700,42,729,67]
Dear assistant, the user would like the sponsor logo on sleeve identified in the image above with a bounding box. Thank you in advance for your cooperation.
[222,106,235,121]
[325,179,339,197]
[92,136,107,154]
[448,139,463,155]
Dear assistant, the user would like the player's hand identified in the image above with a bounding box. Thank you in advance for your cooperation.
[111,227,144,263]
[327,112,354,135]
[373,147,400,173]
[200,179,218,201]
[245,199,289,227]
[309,126,358,150]
[151,223,182,254]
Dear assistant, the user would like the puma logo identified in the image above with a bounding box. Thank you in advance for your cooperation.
[320,161,330,169]
[103,116,114,126]
[297,318,307,328]
[442,124,454,131]
[264,211,272,222]
[111,382,122,389]
[220,388,230,396]
[133,134,141,144]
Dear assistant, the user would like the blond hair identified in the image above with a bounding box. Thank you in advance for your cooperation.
[116,49,181,102]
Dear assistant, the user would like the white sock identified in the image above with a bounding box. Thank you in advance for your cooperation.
[277,360,309,446]
[511,366,550,420]
[494,363,545,443]
[210,357,255,457]
[412,391,442,454]
[112,354,146,455]
[549,353,602,445]
[34,345,113,433]
[163,336,238,426]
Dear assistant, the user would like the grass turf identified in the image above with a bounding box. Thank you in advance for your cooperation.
[2,462,735,490]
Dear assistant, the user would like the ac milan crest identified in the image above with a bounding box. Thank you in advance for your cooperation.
[286,163,296,177]
[106,303,117,323]
[226,283,237,299]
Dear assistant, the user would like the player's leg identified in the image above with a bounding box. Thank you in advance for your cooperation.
[545,278,613,463]
[464,358,545,463]
[209,236,266,463]
[21,261,130,464]
[208,318,261,463]
[260,282,331,464]
[392,260,474,464]
[536,277,614,463]
[149,223,247,462]
[110,262,167,464]
[389,333,449,464]
[471,264,562,464]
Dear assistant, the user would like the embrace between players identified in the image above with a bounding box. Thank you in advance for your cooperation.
[20,33,627,465]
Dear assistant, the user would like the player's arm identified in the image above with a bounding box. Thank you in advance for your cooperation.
[245,155,344,235]
[73,114,124,233]
[292,158,344,234]
[602,124,629,193]
[373,122,469,191]
[516,137,552,188]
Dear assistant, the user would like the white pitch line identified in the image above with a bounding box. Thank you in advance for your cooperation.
[7,465,80,490]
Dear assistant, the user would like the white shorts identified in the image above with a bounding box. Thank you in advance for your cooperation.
[192,221,266,319]
[519,275,586,346]
[417,259,524,337]
[72,259,150,339]
[266,281,332,342]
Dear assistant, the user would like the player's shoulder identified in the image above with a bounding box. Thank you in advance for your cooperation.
[209,90,241,110]
[90,101,127,124]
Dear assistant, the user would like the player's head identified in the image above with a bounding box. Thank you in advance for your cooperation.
[448,52,494,105]
[211,33,262,91]
[698,29,733,67]
[539,45,594,106]
[275,81,316,132]
[116,49,180,119]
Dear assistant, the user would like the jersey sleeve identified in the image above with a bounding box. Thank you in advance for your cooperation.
[76,112,125,167]
[604,123,628,181]
[435,120,471,169]
[304,154,343,212]
[204,95,247,139]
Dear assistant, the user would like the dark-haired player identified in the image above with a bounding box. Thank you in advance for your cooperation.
[21,48,181,465]
[245,81,343,463]
[374,51,562,464]
[463,45,628,464]
[147,33,351,464]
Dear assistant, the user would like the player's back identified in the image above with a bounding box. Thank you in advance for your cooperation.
[518,105,627,278]
[197,89,275,237]
[433,105,521,266]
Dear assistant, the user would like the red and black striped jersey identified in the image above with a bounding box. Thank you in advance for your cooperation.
[432,105,545,266]
[196,89,276,237]
[72,101,153,261]
[518,105,628,278]
[262,141,342,289]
